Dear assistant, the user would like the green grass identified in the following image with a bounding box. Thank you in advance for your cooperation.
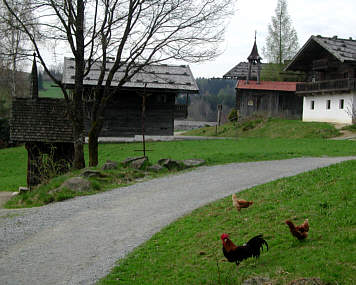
[342,124,356,132]
[1,138,356,192]
[39,80,63,98]
[184,118,340,139]
[98,160,356,285]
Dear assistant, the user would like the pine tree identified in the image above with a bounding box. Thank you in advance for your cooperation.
[263,0,299,64]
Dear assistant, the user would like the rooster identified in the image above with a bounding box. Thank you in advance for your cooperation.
[220,233,268,268]
[285,219,309,240]
[232,194,253,212]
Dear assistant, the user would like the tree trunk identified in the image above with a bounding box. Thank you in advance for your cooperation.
[88,127,99,167]
[72,117,85,169]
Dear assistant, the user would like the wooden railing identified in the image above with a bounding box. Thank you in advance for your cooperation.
[174,104,188,119]
[296,78,356,94]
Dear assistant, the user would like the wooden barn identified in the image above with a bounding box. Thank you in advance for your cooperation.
[62,58,199,137]
[285,35,356,124]
[236,80,301,118]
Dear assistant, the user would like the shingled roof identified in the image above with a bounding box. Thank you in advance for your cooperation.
[223,62,267,79]
[10,98,74,143]
[62,58,199,93]
[286,35,356,71]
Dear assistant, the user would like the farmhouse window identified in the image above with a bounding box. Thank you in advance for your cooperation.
[247,100,254,106]
[310,100,315,110]
[339,99,344,109]
[326,100,331,110]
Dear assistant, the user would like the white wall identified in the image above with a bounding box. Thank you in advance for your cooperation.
[303,93,355,124]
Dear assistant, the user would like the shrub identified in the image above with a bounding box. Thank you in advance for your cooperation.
[227,108,238,122]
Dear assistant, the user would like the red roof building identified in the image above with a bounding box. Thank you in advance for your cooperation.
[235,80,302,119]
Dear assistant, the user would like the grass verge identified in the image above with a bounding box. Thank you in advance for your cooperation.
[98,160,356,285]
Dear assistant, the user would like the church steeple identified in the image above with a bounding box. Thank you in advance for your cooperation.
[246,32,262,84]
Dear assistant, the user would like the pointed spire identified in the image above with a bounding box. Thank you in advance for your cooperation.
[246,32,262,84]
[30,52,38,99]
[247,31,262,62]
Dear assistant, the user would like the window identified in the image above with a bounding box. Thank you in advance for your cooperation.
[339,99,344,109]
[310,100,315,110]
[326,100,331,109]
[247,100,254,106]
[344,72,349,78]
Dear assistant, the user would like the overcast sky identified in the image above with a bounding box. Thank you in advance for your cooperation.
[188,0,356,78]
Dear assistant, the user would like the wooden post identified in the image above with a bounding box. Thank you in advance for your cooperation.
[216,104,222,135]
[141,84,147,158]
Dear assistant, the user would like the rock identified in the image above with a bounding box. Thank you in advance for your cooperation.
[11,192,19,196]
[242,276,271,285]
[18,186,29,193]
[102,160,118,170]
[81,169,106,178]
[148,164,163,172]
[122,157,144,166]
[181,159,205,168]
[61,177,91,192]
[158,158,181,170]
[288,278,324,285]
[131,157,148,169]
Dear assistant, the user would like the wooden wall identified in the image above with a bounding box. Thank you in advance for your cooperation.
[85,91,176,137]
[236,89,302,119]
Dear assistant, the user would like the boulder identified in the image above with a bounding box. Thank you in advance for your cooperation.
[242,276,271,285]
[131,157,148,169]
[288,278,324,285]
[158,158,181,170]
[122,156,148,169]
[18,186,29,193]
[81,169,106,178]
[102,160,118,170]
[148,164,163,172]
[181,159,205,168]
[61,177,91,192]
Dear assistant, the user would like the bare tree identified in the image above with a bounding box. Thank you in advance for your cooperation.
[263,0,298,64]
[0,0,36,97]
[3,0,235,167]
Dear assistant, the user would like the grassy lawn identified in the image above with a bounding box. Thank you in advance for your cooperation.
[98,160,356,285]
[39,80,63,98]
[1,138,356,193]
[184,118,341,139]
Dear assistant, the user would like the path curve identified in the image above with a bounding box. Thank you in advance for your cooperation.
[0,156,355,285]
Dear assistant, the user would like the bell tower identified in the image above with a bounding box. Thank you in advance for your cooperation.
[246,32,262,84]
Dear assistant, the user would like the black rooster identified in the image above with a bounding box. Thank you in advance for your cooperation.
[220,233,268,268]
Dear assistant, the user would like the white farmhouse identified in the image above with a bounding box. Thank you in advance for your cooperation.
[286,35,356,124]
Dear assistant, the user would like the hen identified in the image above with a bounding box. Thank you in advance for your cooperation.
[285,219,309,240]
[221,233,268,268]
[232,194,253,212]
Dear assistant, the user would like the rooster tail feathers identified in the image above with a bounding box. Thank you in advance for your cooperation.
[246,234,268,258]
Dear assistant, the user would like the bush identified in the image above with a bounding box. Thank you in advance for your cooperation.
[0,118,9,149]
[227,108,238,122]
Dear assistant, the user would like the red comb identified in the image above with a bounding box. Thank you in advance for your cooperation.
[220,233,229,240]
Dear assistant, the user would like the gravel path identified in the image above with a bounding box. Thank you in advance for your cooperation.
[0,156,355,285]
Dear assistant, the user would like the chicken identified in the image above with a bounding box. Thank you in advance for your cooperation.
[285,219,309,240]
[220,233,268,268]
[232,194,253,212]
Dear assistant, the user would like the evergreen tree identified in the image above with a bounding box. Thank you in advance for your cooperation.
[263,0,299,64]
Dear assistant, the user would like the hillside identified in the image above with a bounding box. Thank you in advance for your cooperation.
[183,117,341,139]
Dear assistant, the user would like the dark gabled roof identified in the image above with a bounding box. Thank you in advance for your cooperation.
[62,58,199,93]
[223,62,266,79]
[10,98,74,143]
[237,80,297,92]
[285,35,356,71]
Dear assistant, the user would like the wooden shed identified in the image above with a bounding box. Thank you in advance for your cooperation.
[236,80,302,118]
[62,58,199,137]
[10,97,74,187]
